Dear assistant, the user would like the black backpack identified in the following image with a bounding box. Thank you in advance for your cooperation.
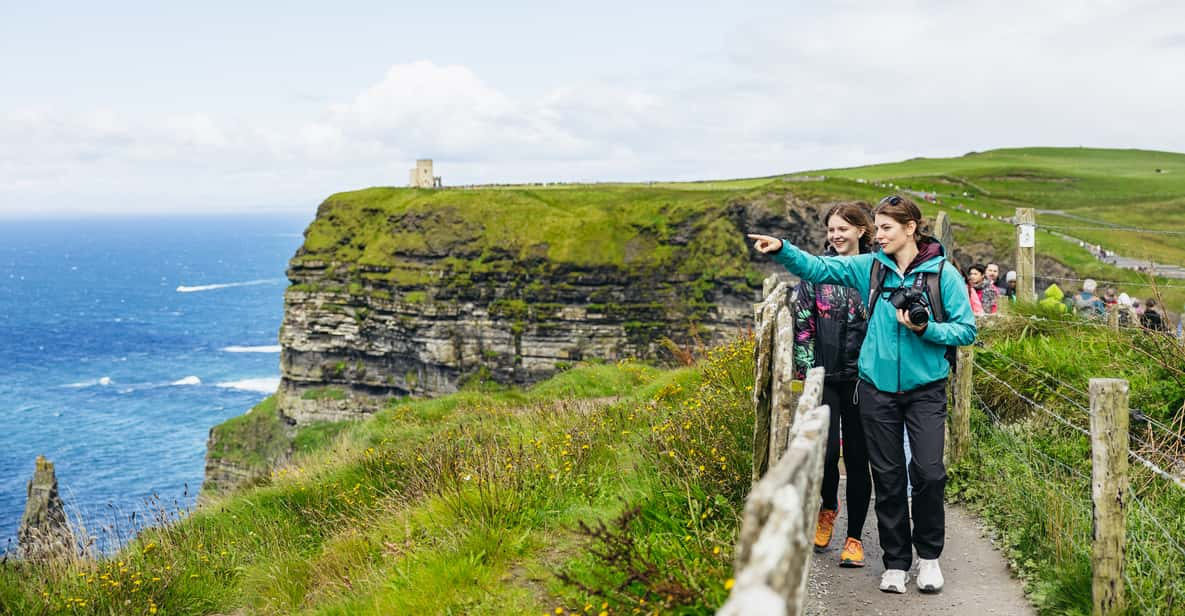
[867,259,959,372]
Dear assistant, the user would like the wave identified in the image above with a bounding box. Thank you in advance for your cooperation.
[216,377,280,394]
[176,279,283,293]
[64,377,113,388]
[171,376,202,386]
[220,345,281,353]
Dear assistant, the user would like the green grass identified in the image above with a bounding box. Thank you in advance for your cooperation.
[301,387,348,401]
[204,396,289,468]
[0,343,754,615]
[949,305,1185,614]
[816,147,1185,275]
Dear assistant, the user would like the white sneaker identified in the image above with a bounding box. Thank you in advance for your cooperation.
[917,558,944,593]
[879,568,909,594]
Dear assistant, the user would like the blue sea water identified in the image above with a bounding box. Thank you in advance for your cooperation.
[0,215,308,552]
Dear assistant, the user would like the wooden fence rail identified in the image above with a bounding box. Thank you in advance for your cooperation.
[720,276,828,616]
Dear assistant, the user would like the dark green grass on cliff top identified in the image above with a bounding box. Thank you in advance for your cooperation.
[298,185,757,284]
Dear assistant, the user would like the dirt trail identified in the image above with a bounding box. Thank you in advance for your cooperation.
[805,480,1035,615]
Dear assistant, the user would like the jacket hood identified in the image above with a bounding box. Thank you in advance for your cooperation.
[1043,283,1064,301]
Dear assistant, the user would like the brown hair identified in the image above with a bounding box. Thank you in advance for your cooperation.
[873,195,926,240]
[823,202,875,250]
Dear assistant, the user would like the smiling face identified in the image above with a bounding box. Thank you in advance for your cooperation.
[985,263,999,282]
[827,213,863,256]
[968,268,985,285]
[874,214,916,256]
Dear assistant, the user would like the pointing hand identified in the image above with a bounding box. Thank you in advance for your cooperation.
[747,234,783,254]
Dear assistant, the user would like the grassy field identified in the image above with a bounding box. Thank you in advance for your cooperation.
[816,147,1185,276]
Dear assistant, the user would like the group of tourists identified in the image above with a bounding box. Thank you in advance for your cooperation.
[749,194,977,595]
[1039,277,1175,333]
[964,262,1014,315]
[963,260,1178,337]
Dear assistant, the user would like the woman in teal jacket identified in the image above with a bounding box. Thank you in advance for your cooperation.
[749,195,976,595]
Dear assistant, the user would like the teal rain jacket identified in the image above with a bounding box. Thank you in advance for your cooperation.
[772,238,977,393]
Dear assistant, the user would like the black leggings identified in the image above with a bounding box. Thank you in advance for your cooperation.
[819,380,873,540]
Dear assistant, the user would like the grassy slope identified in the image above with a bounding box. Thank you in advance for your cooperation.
[819,147,1185,295]
[0,345,754,615]
[950,306,1185,614]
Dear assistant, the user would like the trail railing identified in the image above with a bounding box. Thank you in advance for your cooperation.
[718,277,829,616]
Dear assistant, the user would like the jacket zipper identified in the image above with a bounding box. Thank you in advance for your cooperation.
[896,320,902,392]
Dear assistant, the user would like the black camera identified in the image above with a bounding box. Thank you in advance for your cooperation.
[887,287,930,326]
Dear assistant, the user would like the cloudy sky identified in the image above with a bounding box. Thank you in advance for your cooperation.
[2,0,1183,218]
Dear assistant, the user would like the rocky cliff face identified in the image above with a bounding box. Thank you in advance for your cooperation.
[17,456,74,561]
[275,190,830,425]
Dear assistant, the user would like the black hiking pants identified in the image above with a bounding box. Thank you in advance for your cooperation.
[819,380,872,541]
[857,378,947,571]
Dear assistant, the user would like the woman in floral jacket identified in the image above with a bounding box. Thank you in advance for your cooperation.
[791,202,875,568]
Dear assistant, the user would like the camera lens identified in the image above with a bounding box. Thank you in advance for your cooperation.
[908,305,929,326]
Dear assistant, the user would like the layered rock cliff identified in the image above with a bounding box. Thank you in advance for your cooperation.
[275,186,830,425]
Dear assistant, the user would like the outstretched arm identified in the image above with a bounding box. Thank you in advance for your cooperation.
[747,234,872,297]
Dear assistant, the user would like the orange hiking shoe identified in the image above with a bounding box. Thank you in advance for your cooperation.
[840,537,865,568]
[813,506,838,552]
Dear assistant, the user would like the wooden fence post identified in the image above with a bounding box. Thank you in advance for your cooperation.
[1016,208,1036,303]
[949,346,974,464]
[752,294,775,481]
[1089,378,1129,616]
[934,211,961,273]
[1107,304,1119,331]
[770,300,801,463]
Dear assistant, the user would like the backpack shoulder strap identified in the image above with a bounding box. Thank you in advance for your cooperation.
[867,259,888,317]
[926,260,947,322]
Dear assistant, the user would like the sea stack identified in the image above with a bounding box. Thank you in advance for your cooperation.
[17,456,74,561]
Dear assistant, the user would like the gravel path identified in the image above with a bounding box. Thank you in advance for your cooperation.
[804,480,1036,615]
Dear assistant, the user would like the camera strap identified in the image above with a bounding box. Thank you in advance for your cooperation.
[866,258,947,322]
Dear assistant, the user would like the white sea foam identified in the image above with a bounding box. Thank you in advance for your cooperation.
[176,279,282,293]
[216,377,280,394]
[172,376,202,386]
[62,376,115,388]
[220,345,282,353]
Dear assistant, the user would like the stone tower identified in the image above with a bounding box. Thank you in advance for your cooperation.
[408,159,442,188]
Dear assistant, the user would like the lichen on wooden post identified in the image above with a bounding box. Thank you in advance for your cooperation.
[1089,378,1129,616]
[769,298,800,463]
[949,346,974,464]
[933,211,960,272]
[752,282,787,481]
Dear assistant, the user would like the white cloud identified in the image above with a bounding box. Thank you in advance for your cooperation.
[2,2,1185,217]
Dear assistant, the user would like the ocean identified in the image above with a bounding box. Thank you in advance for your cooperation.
[0,215,308,552]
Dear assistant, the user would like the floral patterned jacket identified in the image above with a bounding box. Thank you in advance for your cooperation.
[791,246,869,381]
